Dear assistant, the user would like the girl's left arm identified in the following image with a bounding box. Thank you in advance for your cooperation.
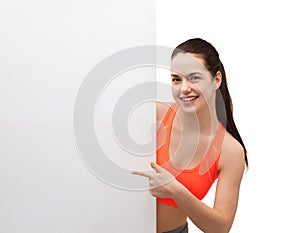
[173,140,245,233]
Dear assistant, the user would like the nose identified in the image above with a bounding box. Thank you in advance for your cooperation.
[181,79,192,94]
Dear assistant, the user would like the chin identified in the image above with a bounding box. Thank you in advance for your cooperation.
[177,101,202,116]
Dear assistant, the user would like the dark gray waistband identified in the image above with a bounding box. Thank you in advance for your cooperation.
[163,222,188,233]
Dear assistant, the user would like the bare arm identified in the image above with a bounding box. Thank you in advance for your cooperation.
[172,138,245,233]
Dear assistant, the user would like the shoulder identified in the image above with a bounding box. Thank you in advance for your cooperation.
[218,132,245,181]
[156,101,175,122]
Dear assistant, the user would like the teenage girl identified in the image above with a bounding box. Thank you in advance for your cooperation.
[133,38,248,233]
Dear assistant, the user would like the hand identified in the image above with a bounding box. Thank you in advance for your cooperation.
[132,162,183,198]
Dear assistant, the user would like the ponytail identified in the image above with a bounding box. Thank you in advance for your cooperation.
[216,62,248,167]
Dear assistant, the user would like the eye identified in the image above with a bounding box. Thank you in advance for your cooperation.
[172,77,181,82]
[190,76,201,81]
[171,74,181,83]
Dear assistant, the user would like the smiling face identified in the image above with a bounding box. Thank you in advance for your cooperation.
[170,53,221,115]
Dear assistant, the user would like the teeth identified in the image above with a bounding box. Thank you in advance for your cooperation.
[182,96,198,102]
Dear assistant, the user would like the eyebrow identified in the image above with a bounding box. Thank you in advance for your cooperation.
[171,72,203,78]
[187,72,203,77]
[171,74,181,78]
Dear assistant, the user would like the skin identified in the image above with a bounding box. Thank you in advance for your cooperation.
[133,53,245,233]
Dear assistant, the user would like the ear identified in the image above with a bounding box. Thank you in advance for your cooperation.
[214,71,222,89]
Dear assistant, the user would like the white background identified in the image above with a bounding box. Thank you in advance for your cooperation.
[156,0,300,232]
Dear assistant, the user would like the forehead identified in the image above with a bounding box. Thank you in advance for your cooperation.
[170,53,207,75]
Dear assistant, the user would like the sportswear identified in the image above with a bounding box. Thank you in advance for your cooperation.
[156,103,226,206]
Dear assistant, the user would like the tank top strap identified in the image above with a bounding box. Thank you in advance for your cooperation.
[160,103,178,126]
[156,103,178,151]
[198,122,226,176]
[211,122,226,154]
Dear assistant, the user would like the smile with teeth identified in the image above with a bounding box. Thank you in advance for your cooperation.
[181,96,199,102]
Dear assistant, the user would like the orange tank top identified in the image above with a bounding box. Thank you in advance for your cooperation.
[156,103,226,207]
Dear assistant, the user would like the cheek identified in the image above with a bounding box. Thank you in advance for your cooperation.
[195,83,214,98]
[171,85,180,95]
[194,83,207,94]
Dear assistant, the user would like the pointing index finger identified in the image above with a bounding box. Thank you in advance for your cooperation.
[131,170,153,178]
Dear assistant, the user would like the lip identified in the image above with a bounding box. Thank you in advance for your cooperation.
[180,96,199,104]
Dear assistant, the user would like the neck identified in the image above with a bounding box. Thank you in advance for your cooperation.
[176,104,219,136]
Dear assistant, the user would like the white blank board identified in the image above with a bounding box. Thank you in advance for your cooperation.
[0,0,156,232]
